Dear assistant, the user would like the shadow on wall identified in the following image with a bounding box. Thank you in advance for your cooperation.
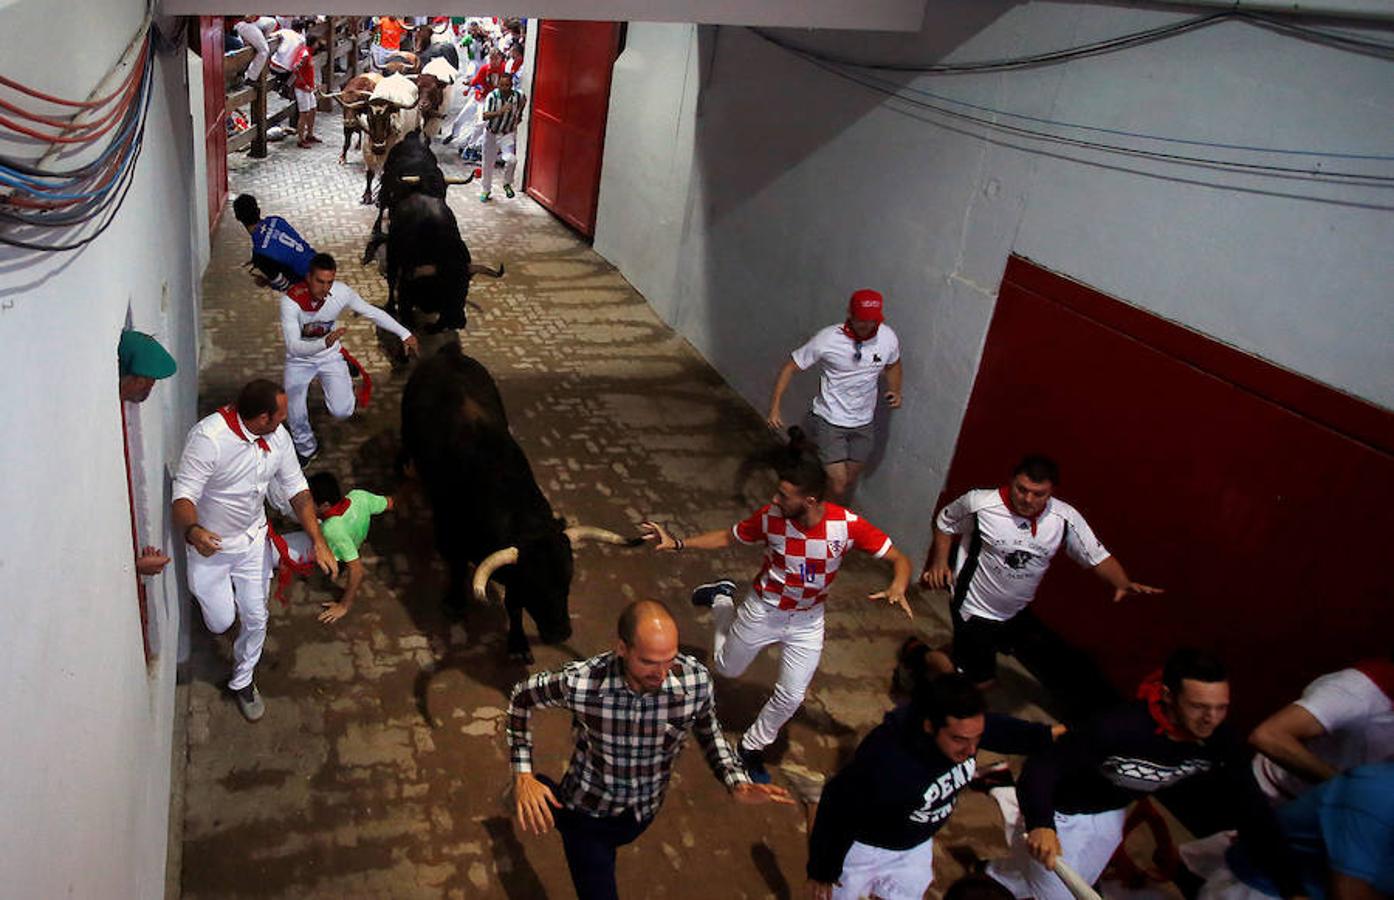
[681,7,1015,485]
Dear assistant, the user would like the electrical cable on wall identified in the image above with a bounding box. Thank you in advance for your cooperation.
[750,14,1394,184]
[0,4,158,252]
[750,11,1394,74]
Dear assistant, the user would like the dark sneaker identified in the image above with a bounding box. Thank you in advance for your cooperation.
[232,683,265,722]
[297,448,318,467]
[777,763,826,805]
[442,134,454,144]
[739,747,771,785]
[503,183,515,199]
[691,579,737,608]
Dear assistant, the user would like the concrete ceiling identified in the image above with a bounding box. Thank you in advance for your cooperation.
[156,0,928,31]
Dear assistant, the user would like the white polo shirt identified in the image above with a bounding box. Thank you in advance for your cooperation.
[172,408,308,554]
[280,280,411,363]
[1253,663,1394,801]
[791,323,900,428]
[935,487,1111,622]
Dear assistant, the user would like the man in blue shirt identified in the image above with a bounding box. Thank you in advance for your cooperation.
[233,194,315,291]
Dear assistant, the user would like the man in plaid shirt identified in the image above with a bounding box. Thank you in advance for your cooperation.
[508,599,792,900]
[643,443,913,783]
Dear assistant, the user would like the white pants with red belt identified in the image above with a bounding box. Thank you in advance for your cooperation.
[712,589,825,752]
[187,531,271,691]
[284,351,353,457]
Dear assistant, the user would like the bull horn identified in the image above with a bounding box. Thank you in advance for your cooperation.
[399,175,421,184]
[472,546,519,602]
[442,176,471,185]
[564,526,639,546]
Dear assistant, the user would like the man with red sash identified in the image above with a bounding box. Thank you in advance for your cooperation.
[280,252,417,465]
[172,379,338,722]
[988,649,1303,900]
[269,472,398,624]
[1249,655,1394,802]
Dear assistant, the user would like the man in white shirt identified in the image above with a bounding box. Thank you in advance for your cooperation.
[767,290,903,502]
[1249,657,1394,802]
[172,379,338,721]
[280,252,418,464]
[921,455,1161,714]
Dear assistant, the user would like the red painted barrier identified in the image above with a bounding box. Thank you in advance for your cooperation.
[524,20,621,238]
[940,255,1394,728]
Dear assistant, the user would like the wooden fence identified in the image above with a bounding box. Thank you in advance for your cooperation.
[223,18,373,158]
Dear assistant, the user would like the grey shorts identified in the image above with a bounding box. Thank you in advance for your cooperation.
[806,413,874,465]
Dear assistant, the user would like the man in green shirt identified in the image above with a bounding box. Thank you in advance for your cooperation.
[274,472,396,623]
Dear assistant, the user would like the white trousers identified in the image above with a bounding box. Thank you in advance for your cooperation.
[234,21,270,80]
[712,590,825,751]
[482,131,517,193]
[832,838,936,900]
[987,787,1128,900]
[187,531,271,691]
[284,351,354,457]
[448,93,481,142]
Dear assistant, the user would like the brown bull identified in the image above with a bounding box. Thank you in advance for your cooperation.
[322,72,381,166]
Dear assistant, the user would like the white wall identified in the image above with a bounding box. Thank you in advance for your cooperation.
[594,4,1394,545]
[0,2,202,896]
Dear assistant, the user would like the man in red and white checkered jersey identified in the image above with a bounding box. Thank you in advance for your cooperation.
[643,447,913,782]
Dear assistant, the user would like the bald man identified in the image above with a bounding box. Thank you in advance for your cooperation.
[506,599,792,900]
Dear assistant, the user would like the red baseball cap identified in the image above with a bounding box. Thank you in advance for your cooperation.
[848,289,884,322]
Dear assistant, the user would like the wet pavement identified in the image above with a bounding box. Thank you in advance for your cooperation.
[174,116,1057,899]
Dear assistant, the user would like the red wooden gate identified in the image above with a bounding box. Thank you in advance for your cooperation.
[940,255,1394,727]
[525,20,621,238]
[198,16,228,231]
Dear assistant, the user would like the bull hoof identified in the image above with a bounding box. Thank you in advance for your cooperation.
[338,156,347,165]
[360,193,374,206]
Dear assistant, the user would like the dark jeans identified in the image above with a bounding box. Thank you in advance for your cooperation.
[951,605,1119,725]
[540,776,653,900]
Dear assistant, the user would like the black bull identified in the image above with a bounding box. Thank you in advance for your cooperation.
[401,345,639,661]
[370,134,472,332]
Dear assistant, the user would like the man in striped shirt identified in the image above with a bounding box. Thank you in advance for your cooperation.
[480,72,526,202]
[508,599,791,900]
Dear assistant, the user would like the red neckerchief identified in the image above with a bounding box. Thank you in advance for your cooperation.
[1136,669,1191,741]
[319,497,351,520]
[286,281,324,314]
[218,405,270,453]
[840,319,878,342]
[1355,657,1394,701]
[999,485,1043,537]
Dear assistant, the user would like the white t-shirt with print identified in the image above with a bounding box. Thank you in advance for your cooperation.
[791,323,900,428]
[1252,666,1394,801]
[935,488,1111,622]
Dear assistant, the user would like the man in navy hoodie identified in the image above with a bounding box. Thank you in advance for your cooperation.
[990,648,1304,900]
[807,674,1058,900]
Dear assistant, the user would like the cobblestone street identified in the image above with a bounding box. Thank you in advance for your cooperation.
[174,121,1043,899]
